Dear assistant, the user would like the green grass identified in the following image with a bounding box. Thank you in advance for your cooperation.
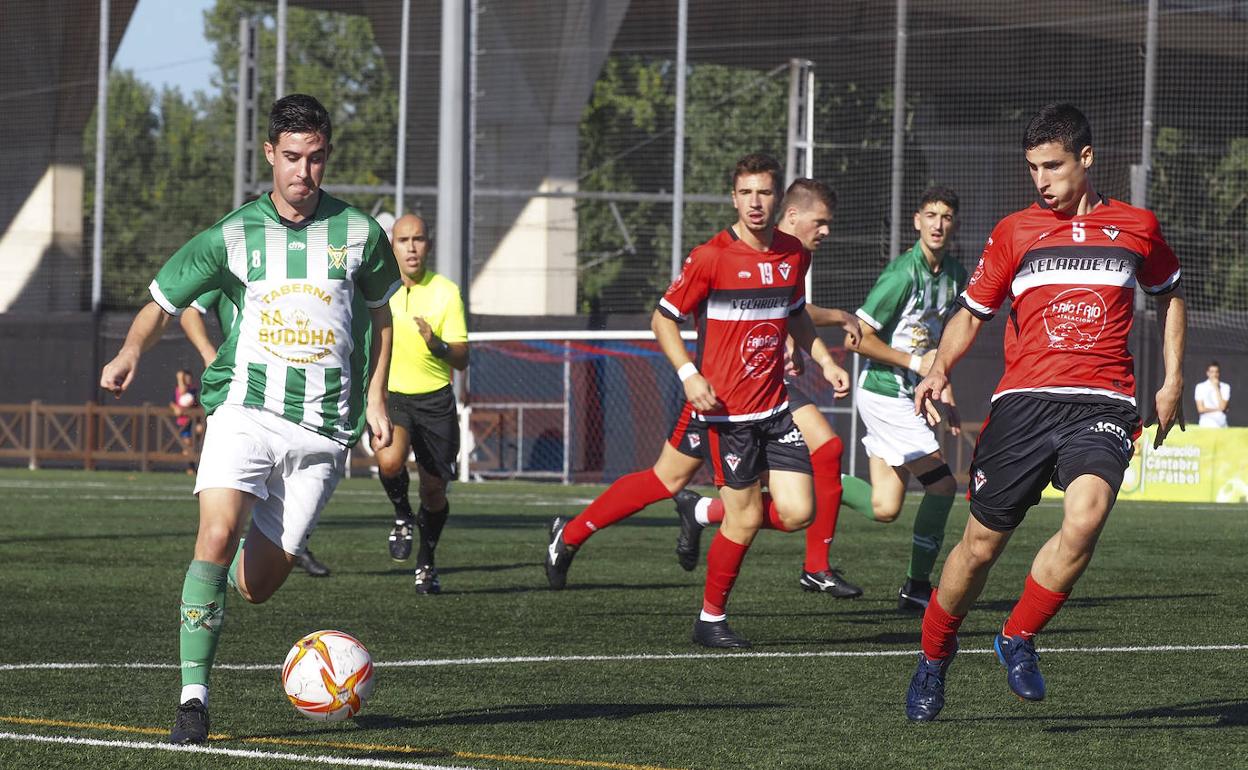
[0,467,1245,769]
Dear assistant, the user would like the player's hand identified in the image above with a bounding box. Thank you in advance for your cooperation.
[413,315,434,342]
[820,359,851,399]
[1151,381,1185,448]
[942,386,962,437]
[367,400,393,450]
[684,374,720,413]
[918,350,938,376]
[99,352,139,398]
[837,312,862,348]
[914,369,950,427]
[785,346,805,377]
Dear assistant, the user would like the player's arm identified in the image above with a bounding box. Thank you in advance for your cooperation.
[651,309,718,413]
[789,308,849,398]
[806,303,862,347]
[179,309,217,368]
[848,325,934,376]
[366,304,394,450]
[914,307,983,424]
[100,302,174,397]
[1151,286,1187,448]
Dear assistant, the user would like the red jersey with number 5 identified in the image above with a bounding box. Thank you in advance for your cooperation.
[659,227,809,421]
[958,197,1181,405]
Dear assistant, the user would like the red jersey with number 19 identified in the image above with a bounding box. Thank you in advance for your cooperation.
[959,197,1181,405]
[659,228,809,422]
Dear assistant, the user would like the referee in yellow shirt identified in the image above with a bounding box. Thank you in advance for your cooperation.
[373,214,469,594]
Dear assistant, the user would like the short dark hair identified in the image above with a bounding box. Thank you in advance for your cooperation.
[781,178,838,214]
[917,185,959,215]
[731,153,782,191]
[268,93,332,144]
[1208,360,1221,369]
[1023,102,1092,155]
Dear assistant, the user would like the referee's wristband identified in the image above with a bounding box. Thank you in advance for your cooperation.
[430,338,451,359]
[908,354,923,373]
[677,362,699,382]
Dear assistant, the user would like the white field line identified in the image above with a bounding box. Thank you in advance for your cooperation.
[3,643,1247,673]
[0,731,482,770]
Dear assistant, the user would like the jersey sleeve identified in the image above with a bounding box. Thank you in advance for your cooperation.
[190,288,221,315]
[958,219,1017,320]
[439,282,469,344]
[150,227,227,315]
[356,223,402,308]
[1136,211,1182,295]
[658,245,714,322]
[856,264,911,331]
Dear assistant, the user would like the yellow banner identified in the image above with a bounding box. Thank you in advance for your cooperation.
[1043,426,1248,503]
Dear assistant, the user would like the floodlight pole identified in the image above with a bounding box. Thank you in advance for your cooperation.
[888,0,908,260]
[670,0,688,279]
[786,58,815,298]
[275,0,287,98]
[1132,0,1160,412]
[437,0,467,292]
[91,0,108,316]
[395,0,411,217]
[234,17,259,209]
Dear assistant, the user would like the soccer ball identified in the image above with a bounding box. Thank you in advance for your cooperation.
[281,629,375,721]
[177,392,195,407]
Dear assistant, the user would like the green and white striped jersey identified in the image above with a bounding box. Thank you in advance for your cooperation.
[150,192,401,446]
[856,241,967,399]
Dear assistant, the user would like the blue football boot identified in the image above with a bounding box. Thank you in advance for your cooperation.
[994,632,1046,701]
[905,648,955,722]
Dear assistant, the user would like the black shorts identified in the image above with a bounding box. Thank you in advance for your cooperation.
[387,385,460,480]
[667,402,705,459]
[786,380,814,412]
[704,411,813,489]
[968,394,1139,531]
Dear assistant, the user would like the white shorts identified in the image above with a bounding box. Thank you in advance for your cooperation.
[855,387,941,467]
[195,405,347,556]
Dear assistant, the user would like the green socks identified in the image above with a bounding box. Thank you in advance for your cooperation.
[909,493,955,582]
[841,474,874,518]
[227,538,245,590]
[180,560,228,688]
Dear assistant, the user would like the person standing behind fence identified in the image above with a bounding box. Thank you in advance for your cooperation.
[375,213,469,595]
[1194,361,1230,427]
[100,93,400,745]
[171,368,200,475]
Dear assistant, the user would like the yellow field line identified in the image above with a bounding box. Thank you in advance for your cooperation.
[0,715,687,770]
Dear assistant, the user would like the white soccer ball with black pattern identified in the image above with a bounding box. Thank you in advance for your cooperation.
[281,629,375,721]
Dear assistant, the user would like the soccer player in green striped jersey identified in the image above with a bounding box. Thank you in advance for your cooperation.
[100,94,401,745]
[846,186,967,613]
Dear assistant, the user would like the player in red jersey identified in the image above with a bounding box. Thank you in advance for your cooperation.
[653,154,850,648]
[905,103,1187,721]
[544,177,858,593]
[670,178,872,599]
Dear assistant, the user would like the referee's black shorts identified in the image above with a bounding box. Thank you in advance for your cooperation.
[387,385,460,480]
[968,394,1139,532]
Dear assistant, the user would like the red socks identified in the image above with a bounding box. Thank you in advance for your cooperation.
[703,493,791,530]
[803,437,844,574]
[702,531,750,617]
[1002,574,1070,640]
[562,469,671,547]
[920,589,965,661]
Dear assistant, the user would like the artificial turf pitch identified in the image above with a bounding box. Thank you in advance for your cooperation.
[0,467,1245,769]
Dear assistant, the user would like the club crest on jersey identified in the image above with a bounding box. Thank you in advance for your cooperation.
[724,453,741,472]
[973,468,988,492]
[688,433,701,450]
[1101,225,1121,241]
[327,244,348,269]
[777,261,792,281]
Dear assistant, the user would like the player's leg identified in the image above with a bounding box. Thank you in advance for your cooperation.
[994,401,1135,702]
[865,456,909,522]
[172,405,272,744]
[547,407,702,589]
[896,451,957,612]
[694,423,764,648]
[788,403,863,597]
[377,397,416,561]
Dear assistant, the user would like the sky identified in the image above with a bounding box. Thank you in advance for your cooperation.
[113,0,217,97]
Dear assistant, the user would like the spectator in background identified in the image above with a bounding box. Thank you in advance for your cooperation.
[171,368,200,475]
[1194,361,1230,428]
